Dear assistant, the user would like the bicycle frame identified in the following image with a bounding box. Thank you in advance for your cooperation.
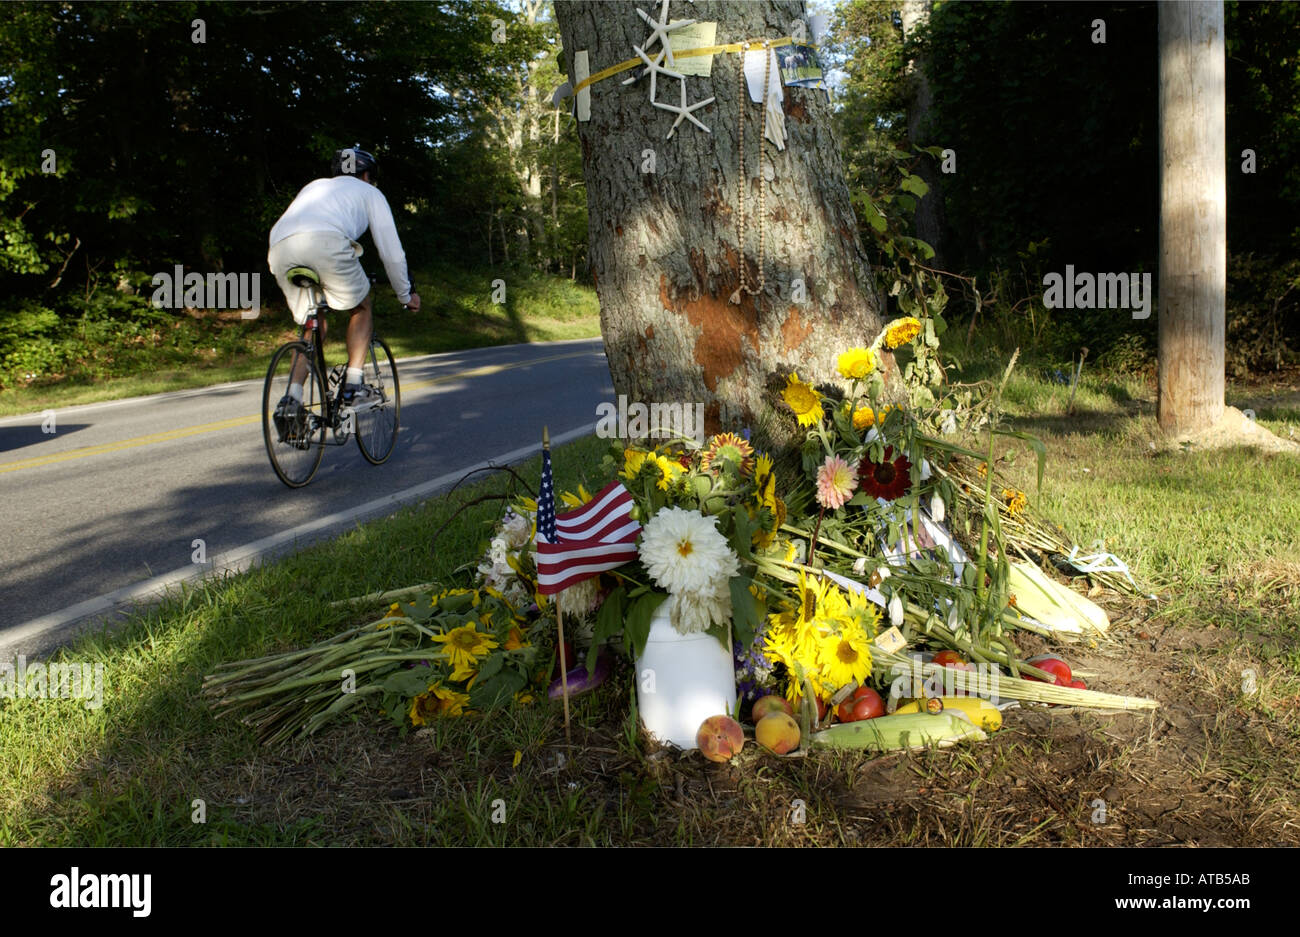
[291,287,387,442]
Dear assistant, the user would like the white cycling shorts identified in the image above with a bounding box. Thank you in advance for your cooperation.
[267,230,371,325]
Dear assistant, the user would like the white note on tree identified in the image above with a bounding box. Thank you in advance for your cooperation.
[743,46,783,104]
[668,22,717,77]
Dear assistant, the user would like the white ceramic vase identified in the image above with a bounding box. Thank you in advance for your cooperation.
[635,602,737,750]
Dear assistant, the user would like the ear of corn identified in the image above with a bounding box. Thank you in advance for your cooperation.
[893,697,1003,732]
[809,712,988,751]
[1009,560,1109,635]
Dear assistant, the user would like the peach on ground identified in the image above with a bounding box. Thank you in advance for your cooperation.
[755,712,801,754]
[696,714,745,762]
[751,694,794,722]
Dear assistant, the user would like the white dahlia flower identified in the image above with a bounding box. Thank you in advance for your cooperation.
[639,507,739,596]
[667,581,734,635]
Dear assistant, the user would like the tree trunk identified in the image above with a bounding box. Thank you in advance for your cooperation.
[554,0,885,439]
[900,0,947,269]
[1157,1,1226,434]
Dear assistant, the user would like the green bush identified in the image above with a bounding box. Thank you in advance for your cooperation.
[1226,253,1300,375]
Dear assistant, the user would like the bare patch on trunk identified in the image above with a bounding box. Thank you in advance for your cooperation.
[704,400,722,437]
[658,272,758,393]
[780,306,815,354]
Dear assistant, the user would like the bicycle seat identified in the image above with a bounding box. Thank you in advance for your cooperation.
[287,266,322,289]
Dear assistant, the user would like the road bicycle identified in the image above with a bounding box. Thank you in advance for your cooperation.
[261,266,400,488]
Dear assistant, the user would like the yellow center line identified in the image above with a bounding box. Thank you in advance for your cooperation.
[0,349,596,475]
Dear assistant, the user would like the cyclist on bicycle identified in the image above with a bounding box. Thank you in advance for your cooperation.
[267,145,420,427]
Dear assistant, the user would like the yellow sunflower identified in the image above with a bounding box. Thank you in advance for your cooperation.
[762,611,798,669]
[503,627,528,651]
[837,347,876,380]
[433,624,499,675]
[751,457,785,550]
[844,589,882,639]
[621,447,649,481]
[1003,488,1027,516]
[651,452,684,491]
[408,684,471,725]
[883,316,922,348]
[782,660,827,709]
[818,622,874,690]
[852,403,892,432]
[782,372,825,427]
[560,484,592,508]
[377,601,406,629]
[701,432,755,476]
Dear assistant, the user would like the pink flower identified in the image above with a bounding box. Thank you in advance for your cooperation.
[815,454,858,510]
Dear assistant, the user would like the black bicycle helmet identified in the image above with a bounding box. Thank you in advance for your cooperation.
[331,144,379,178]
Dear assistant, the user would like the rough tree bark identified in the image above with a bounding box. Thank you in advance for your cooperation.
[554,0,885,439]
[1157,1,1226,434]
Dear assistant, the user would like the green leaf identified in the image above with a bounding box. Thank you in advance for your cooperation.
[729,508,754,561]
[729,575,759,648]
[863,197,887,232]
[992,428,1048,495]
[900,174,930,197]
[382,667,434,697]
[624,591,668,658]
[476,652,504,684]
[468,670,526,710]
[589,585,628,670]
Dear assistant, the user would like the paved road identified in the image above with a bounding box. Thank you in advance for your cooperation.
[0,338,612,659]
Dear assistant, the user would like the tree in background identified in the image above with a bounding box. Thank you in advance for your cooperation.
[832,0,1298,372]
[480,1,587,274]
[0,0,584,384]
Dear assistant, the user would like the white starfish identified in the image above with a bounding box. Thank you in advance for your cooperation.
[636,0,696,67]
[621,44,684,103]
[654,76,714,139]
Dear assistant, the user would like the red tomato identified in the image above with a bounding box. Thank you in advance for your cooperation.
[1025,655,1073,685]
[933,650,967,668]
[850,688,885,720]
[852,691,883,722]
[1069,678,1087,690]
[836,699,857,723]
[816,696,829,721]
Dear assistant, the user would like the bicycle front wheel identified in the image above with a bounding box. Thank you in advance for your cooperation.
[355,335,400,465]
[263,341,327,487]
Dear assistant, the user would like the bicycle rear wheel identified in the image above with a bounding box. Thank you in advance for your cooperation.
[354,335,400,465]
[263,341,327,487]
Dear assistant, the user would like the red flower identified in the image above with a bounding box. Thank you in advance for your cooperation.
[858,446,913,501]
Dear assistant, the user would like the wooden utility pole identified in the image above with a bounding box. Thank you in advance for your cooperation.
[1157,0,1226,434]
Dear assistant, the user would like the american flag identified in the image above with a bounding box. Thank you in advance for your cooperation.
[534,450,641,595]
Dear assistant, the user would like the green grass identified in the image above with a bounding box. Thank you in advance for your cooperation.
[3,358,1299,846]
[0,433,614,846]
[0,264,601,418]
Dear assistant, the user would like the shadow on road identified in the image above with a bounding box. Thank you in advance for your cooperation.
[0,423,91,454]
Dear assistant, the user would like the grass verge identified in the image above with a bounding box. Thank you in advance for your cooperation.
[0,264,601,418]
[1,363,1297,846]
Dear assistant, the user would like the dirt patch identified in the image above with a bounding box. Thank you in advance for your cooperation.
[1165,406,1300,454]
[628,592,1300,846]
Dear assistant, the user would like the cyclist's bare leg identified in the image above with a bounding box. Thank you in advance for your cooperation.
[345,293,373,371]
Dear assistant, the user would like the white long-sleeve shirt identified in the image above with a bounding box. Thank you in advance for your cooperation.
[269,176,412,303]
